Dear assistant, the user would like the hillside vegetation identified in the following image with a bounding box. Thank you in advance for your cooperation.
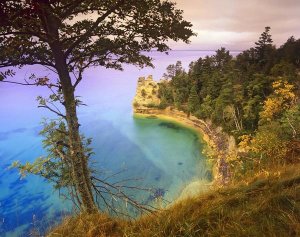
[48,164,300,237]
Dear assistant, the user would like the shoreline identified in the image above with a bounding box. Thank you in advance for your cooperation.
[133,111,216,160]
[133,107,236,187]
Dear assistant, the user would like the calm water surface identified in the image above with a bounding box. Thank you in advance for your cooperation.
[0,51,239,236]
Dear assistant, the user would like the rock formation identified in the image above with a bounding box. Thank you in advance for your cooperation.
[132,75,160,113]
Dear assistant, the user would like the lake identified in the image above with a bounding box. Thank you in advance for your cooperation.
[0,50,239,236]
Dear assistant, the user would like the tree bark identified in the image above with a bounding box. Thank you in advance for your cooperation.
[53,45,97,212]
[39,3,97,213]
[51,44,97,213]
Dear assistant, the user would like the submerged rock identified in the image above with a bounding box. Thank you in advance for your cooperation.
[146,188,166,203]
[158,122,180,130]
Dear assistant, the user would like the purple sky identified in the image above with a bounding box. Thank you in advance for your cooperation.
[171,0,300,50]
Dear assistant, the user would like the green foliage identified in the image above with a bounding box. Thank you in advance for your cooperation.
[280,104,300,139]
[157,81,173,104]
[187,85,199,113]
[163,61,184,79]
[276,36,300,68]
[12,119,93,191]
[158,26,300,173]
[195,95,213,119]
[270,61,296,78]
[158,98,169,109]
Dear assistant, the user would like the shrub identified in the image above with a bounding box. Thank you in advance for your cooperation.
[141,89,147,97]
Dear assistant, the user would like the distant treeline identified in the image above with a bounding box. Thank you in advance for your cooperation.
[158,27,300,177]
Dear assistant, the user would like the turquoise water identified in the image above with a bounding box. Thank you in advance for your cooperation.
[0,51,239,236]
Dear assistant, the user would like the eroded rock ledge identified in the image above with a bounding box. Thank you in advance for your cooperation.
[133,75,237,184]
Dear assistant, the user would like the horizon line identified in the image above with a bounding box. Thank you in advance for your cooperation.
[150,49,244,52]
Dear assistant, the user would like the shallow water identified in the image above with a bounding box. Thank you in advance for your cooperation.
[0,50,239,236]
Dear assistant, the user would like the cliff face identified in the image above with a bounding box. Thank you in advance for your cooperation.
[132,75,160,113]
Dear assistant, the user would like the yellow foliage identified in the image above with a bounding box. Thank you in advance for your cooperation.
[260,80,296,121]
[250,130,288,161]
[260,97,283,120]
[226,151,238,162]
[272,80,295,101]
[238,135,252,152]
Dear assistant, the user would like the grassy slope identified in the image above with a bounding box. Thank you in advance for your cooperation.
[48,164,300,237]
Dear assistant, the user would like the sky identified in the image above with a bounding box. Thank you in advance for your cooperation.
[172,0,300,50]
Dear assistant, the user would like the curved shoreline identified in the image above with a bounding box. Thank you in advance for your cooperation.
[133,107,236,186]
[133,111,216,161]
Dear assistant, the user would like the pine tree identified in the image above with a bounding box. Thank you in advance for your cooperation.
[188,85,199,113]
[255,26,274,68]
[255,26,273,51]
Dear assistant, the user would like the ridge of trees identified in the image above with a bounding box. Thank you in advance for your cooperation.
[158,27,300,177]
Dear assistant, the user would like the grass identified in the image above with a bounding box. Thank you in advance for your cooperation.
[48,164,300,237]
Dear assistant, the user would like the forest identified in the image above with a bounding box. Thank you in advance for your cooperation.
[157,27,300,178]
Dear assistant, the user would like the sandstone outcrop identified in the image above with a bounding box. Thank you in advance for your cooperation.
[132,75,160,113]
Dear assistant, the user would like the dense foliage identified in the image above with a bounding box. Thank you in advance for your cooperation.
[158,27,300,176]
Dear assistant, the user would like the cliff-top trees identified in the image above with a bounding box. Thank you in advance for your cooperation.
[0,0,194,213]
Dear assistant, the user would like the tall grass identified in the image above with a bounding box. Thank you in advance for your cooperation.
[48,164,300,237]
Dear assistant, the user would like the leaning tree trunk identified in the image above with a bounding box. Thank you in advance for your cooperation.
[63,82,97,213]
[52,46,97,213]
[39,6,97,212]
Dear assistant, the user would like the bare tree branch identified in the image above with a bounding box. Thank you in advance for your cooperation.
[38,105,66,119]
[0,80,59,88]
[0,61,55,68]
[91,175,158,215]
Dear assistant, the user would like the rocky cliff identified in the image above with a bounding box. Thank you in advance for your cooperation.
[132,75,160,112]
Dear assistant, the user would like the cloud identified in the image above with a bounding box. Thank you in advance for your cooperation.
[174,0,300,50]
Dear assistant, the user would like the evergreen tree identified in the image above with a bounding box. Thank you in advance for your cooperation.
[255,26,275,71]
[277,36,300,68]
[255,26,273,53]
[188,85,199,113]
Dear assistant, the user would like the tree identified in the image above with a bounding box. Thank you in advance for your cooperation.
[163,61,184,79]
[255,26,273,54]
[214,47,232,71]
[0,0,194,213]
[277,36,300,68]
[196,95,213,119]
[188,85,199,113]
[260,80,296,123]
[255,26,275,71]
